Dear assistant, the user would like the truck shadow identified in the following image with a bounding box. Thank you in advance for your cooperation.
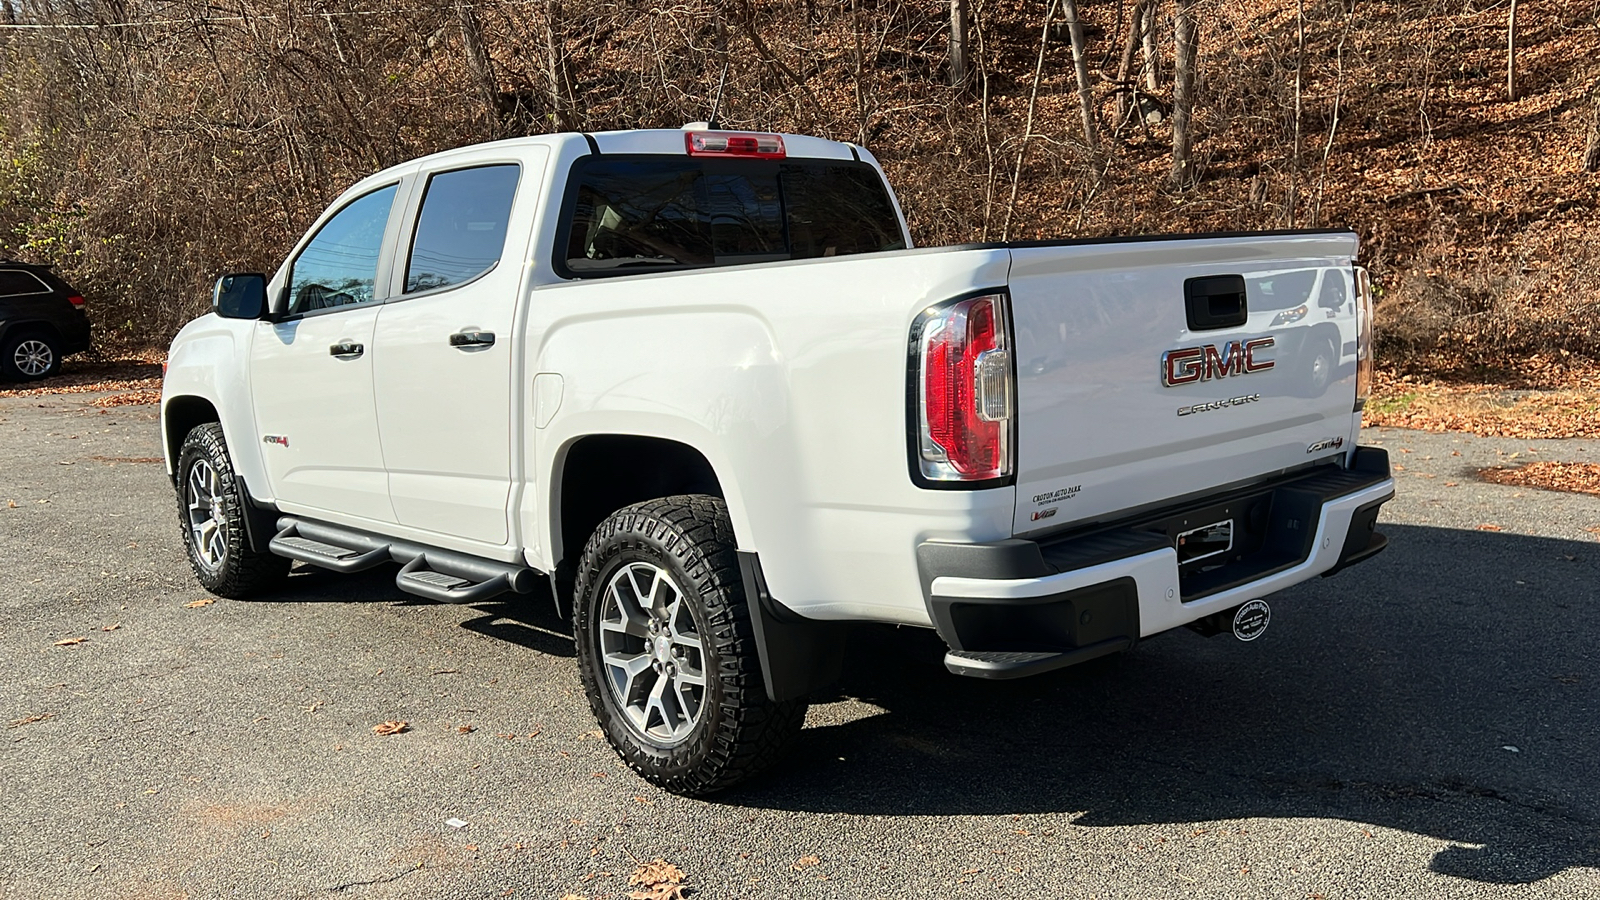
[727,523,1600,885]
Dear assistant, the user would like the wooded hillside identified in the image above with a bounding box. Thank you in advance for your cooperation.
[2,0,1597,372]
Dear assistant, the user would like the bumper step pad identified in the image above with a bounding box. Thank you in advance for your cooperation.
[945,639,1129,679]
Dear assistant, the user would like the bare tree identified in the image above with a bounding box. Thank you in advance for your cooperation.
[1142,0,1160,93]
[1170,0,1199,188]
[1060,0,1100,153]
[1506,0,1519,102]
[949,0,968,88]
[1585,84,1600,172]
[1115,0,1155,126]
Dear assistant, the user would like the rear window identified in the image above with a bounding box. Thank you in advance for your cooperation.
[0,269,51,297]
[559,156,905,277]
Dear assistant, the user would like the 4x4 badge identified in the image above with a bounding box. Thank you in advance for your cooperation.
[263,435,289,448]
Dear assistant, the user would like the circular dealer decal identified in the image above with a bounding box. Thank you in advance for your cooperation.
[1232,599,1271,642]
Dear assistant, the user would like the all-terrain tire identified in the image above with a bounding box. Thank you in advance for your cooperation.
[175,423,291,598]
[573,495,806,796]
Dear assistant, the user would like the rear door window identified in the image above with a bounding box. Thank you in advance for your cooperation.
[404,164,521,294]
[560,156,904,277]
[0,269,51,297]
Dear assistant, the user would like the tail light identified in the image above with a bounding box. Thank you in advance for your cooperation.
[913,293,1014,483]
[1354,266,1375,412]
[67,295,85,307]
[685,131,786,158]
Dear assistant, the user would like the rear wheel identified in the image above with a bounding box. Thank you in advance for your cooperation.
[175,423,290,598]
[1,328,62,381]
[573,495,805,795]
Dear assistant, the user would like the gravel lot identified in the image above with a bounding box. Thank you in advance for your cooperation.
[2,393,1598,899]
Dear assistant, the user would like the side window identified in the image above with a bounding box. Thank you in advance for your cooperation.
[405,165,521,294]
[780,165,906,259]
[285,184,398,315]
[0,269,51,297]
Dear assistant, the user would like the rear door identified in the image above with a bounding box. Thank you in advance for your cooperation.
[251,181,405,523]
[372,151,545,545]
[1006,232,1360,535]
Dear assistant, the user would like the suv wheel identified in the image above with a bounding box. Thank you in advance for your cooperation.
[1,329,62,381]
[175,423,290,598]
[573,495,806,796]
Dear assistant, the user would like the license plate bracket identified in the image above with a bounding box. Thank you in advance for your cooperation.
[1177,518,1233,566]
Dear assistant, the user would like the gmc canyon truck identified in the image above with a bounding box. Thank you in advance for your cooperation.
[162,127,1393,795]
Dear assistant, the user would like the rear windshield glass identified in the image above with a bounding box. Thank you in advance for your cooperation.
[559,156,904,276]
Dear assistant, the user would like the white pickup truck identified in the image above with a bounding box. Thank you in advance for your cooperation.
[162,127,1393,794]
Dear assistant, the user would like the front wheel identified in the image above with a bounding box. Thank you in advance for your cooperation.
[573,495,806,796]
[175,423,290,598]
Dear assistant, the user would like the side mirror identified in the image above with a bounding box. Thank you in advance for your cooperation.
[213,273,268,320]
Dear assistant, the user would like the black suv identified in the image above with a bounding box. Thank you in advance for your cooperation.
[0,260,92,381]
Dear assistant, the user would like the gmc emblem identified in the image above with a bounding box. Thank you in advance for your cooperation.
[1162,337,1275,387]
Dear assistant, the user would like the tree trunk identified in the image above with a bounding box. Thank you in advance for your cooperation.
[1170,0,1199,189]
[1117,0,1153,124]
[1507,0,1519,102]
[1060,0,1100,153]
[1142,0,1160,92]
[545,0,571,131]
[456,0,500,135]
[949,0,968,88]
[1584,87,1600,172]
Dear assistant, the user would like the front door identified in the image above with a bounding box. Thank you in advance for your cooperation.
[251,182,402,524]
[373,158,538,545]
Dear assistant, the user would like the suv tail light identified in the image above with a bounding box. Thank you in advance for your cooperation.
[913,293,1014,483]
[67,295,85,307]
[1354,266,1374,412]
[685,131,786,158]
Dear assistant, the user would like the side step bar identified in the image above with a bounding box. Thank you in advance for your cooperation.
[269,517,539,604]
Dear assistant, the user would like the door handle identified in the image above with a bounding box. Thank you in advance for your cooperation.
[329,341,364,358]
[449,330,496,348]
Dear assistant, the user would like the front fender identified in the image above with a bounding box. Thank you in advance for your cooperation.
[161,315,268,502]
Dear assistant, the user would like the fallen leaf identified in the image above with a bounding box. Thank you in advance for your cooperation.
[1444,482,1459,487]
[100,623,121,631]
[792,855,820,870]
[1477,523,1503,532]
[183,598,215,608]
[629,859,687,900]
[372,720,409,736]
[5,499,15,508]
[53,637,88,646]
[457,725,475,734]
[7,712,53,728]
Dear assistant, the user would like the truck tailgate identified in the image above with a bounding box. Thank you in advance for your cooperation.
[1007,232,1361,536]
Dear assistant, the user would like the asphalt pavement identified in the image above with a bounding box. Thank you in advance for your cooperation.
[2,392,1597,899]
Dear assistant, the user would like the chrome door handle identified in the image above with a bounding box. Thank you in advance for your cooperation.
[329,341,364,358]
[449,331,496,348]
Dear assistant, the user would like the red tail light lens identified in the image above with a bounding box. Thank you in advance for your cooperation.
[916,294,1013,482]
[685,131,786,158]
[67,295,85,307]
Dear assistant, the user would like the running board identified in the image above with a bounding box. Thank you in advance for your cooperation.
[269,517,539,604]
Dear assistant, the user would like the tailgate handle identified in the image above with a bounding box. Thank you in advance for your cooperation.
[1185,275,1248,331]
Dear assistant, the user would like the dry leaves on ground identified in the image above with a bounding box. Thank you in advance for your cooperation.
[7,712,54,728]
[0,354,165,399]
[1365,368,1600,439]
[792,855,820,870]
[91,390,162,407]
[628,859,687,900]
[183,598,215,608]
[372,721,409,736]
[53,637,88,646]
[1478,462,1600,497]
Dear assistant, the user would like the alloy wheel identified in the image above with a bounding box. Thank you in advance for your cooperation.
[596,561,707,746]
[13,339,53,377]
[185,458,228,571]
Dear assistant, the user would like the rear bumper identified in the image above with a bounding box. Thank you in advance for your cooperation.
[916,447,1394,673]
